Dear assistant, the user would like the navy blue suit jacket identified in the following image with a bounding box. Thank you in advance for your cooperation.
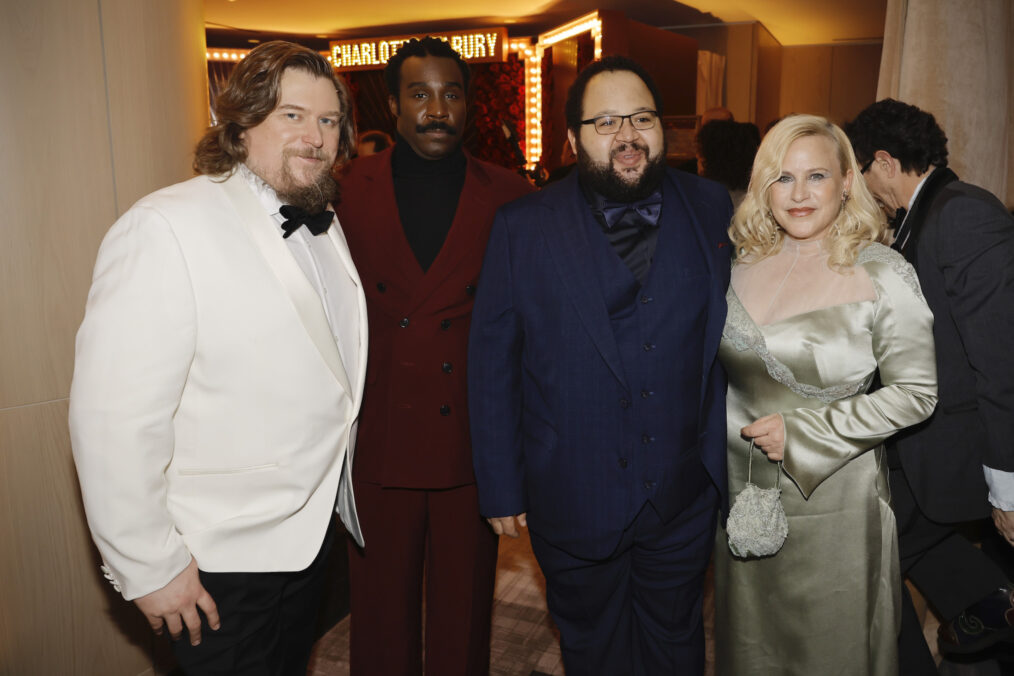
[468,169,733,559]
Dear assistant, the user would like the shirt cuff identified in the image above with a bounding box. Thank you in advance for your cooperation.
[983,465,1014,511]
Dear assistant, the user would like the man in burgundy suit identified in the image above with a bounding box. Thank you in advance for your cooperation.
[335,37,533,675]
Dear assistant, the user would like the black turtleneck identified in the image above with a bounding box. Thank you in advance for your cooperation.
[392,134,467,272]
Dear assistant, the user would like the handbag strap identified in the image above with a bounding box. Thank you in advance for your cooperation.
[747,439,781,489]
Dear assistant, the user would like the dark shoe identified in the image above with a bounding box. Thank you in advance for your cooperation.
[939,586,1014,655]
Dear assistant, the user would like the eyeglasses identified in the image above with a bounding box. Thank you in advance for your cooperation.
[860,158,874,174]
[580,110,659,135]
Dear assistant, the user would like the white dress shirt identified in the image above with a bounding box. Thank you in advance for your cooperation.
[239,164,359,381]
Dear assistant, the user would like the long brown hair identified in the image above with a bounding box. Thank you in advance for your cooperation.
[193,41,356,176]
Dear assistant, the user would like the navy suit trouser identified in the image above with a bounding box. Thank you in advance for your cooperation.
[530,485,719,676]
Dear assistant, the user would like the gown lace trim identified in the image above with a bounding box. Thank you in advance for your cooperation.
[723,242,912,404]
[856,242,923,300]
[723,291,869,403]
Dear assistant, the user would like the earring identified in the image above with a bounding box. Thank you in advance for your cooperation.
[841,191,850,203]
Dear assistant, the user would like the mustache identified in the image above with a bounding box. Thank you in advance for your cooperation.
[416,122,457,135]
[284,148,328,161]
[611,141,649,158]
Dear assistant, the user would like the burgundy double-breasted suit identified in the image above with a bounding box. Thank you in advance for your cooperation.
[336,146,533,674]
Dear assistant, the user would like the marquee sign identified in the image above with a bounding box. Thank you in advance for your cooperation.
[330,28,507,71]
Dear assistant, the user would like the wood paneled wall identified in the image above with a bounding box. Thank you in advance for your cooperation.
[669,23,882,130]
[0,1,207,673]
[780,43,883,126]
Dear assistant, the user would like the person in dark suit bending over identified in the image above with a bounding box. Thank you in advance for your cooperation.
[469,56,733,675]
[336,37,533,675]
[846,99,1014,670]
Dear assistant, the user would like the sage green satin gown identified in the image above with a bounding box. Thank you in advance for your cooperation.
[714,244,938,676]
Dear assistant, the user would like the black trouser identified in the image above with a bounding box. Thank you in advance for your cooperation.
[170,521,335,675]
[892,468,1007,675]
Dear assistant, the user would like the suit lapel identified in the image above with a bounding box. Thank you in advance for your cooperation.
[357,152,425,291]
[326,219,368,407]
[539,174,628,389]
[896,167,958,264]
[221,172,353,397]
[661,172,727,407]
[404,154,490,314]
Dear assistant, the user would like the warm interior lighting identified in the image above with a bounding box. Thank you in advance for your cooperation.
[205,48,315,62]
[526,12,602,169]
[508,37,543,170]
[540,12,601,47]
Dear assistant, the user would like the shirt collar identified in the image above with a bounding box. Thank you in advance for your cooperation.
[906,172,931,212]
[237,163,284,219]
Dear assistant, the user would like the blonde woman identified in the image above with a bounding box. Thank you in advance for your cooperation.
[714,115,938,675]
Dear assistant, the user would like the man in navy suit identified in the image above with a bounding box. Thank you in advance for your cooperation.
[468,56,733,674]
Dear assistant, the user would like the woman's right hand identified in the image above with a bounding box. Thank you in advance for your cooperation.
[742,414,785,461]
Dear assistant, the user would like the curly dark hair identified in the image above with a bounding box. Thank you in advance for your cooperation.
[564,56,663,132]
[844,98,948,173]
[383,37,470,100]
[193,41,356,176]
[696,120,760,192]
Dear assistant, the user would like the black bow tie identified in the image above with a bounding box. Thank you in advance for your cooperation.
[889,207,908,230]
[599,193,663,230]
[279,205,334,239]
[889,207,909,251]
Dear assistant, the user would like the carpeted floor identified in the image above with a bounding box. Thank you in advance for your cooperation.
[306,531,566,675]
[307,532,984,676]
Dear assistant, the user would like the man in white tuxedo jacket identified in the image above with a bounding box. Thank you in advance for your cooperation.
[69,41,366,673]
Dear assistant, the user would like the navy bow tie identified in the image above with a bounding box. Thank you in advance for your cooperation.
[279,205,334,239]
[599,193,663,230]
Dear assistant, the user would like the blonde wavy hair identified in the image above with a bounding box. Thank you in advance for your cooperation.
[730,114,887,268]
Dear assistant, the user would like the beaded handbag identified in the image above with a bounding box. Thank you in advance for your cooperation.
[726,439,789,558]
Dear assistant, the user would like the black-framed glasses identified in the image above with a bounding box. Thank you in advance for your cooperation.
[580,110,659,135]
[860,158,874,174]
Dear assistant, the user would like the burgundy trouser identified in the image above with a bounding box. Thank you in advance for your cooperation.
[348,481,499,676]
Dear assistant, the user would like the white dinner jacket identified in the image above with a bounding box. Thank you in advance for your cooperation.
[70,171,367,600]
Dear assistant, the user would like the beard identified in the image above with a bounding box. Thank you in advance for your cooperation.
[575,138,667,202]
[271,147,338,213]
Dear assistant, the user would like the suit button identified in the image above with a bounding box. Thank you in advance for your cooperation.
[465,284,476,296]
[642,343,655,352]
[644,480,656,489]
[642,434,654,444]
[619,458,628,468]
[377,282,387,292]
[442,362,453,374]
[440,319,451,330]
[399,318,410,328]
[439,404,451,416]
[641,390,653,399]
[619,398,630,409]
[640,295,653,304]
